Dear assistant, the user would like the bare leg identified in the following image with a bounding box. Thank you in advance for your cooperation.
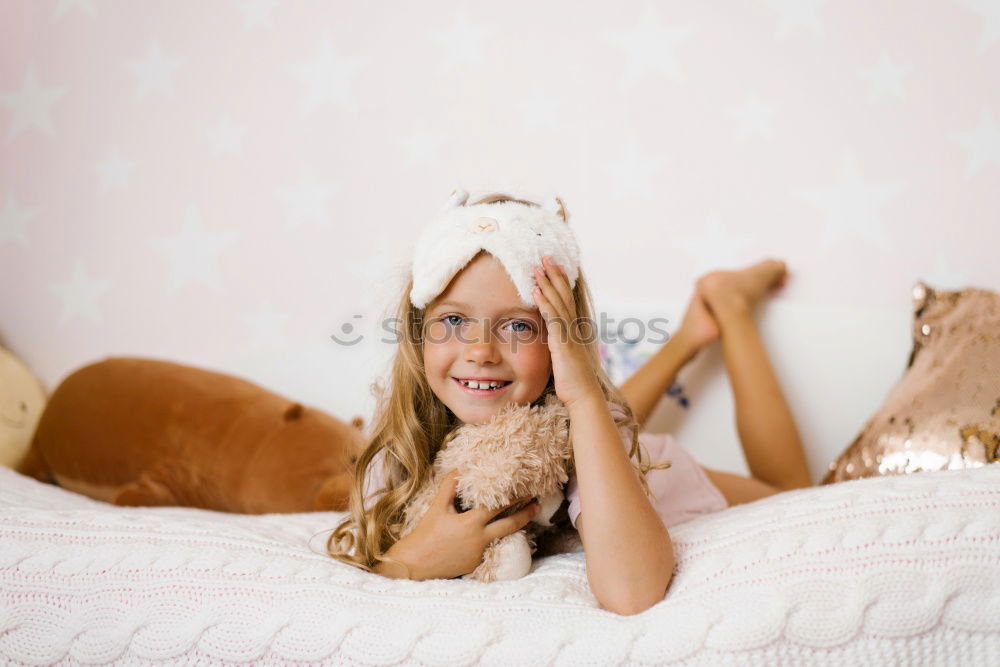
[619,260,811,494]
[699,466,784,505]
[699,260,812,491]
[619,289,719,430]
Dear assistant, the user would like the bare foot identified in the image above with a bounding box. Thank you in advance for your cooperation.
[697,259,789,319]
[675,288,720,354]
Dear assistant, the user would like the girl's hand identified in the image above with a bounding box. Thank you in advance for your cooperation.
[533,255,604,409]
[384,469,541,581]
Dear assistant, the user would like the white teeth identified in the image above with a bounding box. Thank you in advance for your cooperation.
[460,379,505,390]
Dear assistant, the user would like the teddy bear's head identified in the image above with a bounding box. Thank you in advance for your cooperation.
[0,344,47,469]
[436,393,572,511]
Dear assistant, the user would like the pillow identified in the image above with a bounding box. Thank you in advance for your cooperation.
[821,280,1000,484]
[0,343,47,469]
[18,356,365,513]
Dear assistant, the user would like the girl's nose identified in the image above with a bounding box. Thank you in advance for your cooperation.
[465,342,500,365]
[463,323,502,364]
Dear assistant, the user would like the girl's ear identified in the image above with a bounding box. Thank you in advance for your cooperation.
[540,194,568,223]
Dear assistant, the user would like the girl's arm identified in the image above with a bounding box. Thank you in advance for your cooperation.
[529,256,672,614]
[569,393,674,616]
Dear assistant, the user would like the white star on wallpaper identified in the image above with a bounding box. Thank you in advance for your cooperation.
[0,191,38,247]
[672,212,755,275]
[952,108,1000,178]
[860,51,912,101]
[94,147,135,192]
[235,0,279,29]
[601,138,669,202]
[766,0,830,38]
[958,0,1000,53]
[147,206,240,294]
[125,40,183,100]
[245,299,291,348]
[53,0,97,20]
[277,170,337,229]
[0,64,66,141]
[205,116,248,156]
[49,259,112,326]
[399,127,443,167]
[516,83,562,130]
[918,256,973,290]
[604,0,695,86]
[728,92,776,140]
[794,150,906,254]
[430,9,496,72]
[288,38,365,115]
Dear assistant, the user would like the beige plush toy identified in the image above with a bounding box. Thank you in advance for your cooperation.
[0,344,47,470]
[399,393,576,582]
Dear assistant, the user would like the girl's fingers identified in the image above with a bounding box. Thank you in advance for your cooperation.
[533,279,567,340]
[533,264,569,320]
[542,257,574,309]
[476,495,532,522]
[483,501,540,541]
[534,292,564,345]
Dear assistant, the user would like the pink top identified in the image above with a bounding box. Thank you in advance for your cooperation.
[362,401,728,529]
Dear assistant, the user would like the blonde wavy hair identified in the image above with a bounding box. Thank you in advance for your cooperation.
[325,191,672,574]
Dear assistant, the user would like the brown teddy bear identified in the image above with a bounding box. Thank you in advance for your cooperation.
[18,357,365,513]
[399,393,578,582]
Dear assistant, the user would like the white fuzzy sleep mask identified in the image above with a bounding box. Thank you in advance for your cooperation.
[409,186,582,310]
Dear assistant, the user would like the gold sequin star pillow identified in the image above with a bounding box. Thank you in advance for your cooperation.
[821,281,1000,484]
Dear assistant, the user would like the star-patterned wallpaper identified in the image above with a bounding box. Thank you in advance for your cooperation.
[2,1,999,473]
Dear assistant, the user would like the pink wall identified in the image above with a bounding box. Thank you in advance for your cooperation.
[2,1,998,428]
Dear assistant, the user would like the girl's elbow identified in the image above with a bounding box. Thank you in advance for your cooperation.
[591,526,675,615]
[601,564,674,616]
[606,598,654,617]
[617,535,675,615]
[604,581,671,616]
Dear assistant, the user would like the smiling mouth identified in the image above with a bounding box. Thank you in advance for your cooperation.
[452,378,513,395]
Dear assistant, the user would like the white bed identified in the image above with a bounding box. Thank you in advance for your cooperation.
[2,463,998,665]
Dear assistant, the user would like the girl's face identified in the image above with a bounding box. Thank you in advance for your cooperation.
[422,251,552,425]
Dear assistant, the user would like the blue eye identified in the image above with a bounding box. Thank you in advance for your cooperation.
[509,320,533,333]
[440,315,533,334]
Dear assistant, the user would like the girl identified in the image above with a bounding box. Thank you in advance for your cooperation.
[326,189,812,616]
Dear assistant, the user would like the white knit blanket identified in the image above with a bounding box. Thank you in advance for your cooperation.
[1,465,998,666]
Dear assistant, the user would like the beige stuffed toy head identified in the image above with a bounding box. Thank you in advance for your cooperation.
[399,393,580,582]
[0,344,47,470]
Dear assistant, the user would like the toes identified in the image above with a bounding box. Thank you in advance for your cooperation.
[769,259,789,288]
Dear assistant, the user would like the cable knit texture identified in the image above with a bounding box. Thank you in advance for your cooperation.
[1,465,999,665]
